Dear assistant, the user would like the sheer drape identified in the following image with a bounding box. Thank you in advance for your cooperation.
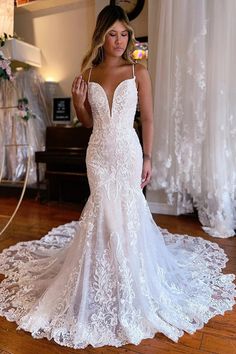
[148,0,236,237]
[0,69,49,184]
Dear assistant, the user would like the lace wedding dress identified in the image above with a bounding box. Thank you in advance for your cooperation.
[0,65,235,349]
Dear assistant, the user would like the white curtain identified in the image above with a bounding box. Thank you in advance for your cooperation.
[0,69,49,184]
[148,0,236,238]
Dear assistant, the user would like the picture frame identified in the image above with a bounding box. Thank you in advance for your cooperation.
[52,97,71,125]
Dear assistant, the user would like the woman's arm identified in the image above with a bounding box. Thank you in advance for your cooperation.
[135,63,154,189]
[71,70,93,128]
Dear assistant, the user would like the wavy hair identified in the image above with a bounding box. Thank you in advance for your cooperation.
[81,5,135,72]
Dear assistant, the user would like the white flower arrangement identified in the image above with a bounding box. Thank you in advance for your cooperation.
[16,97,36,121]
[0,33,19,82]
[0,50,14,81]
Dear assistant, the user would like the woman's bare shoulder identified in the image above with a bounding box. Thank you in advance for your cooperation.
[134,63,150,88]
[134,63,148,76]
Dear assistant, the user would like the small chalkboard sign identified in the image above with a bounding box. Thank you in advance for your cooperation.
[53,97,71,124]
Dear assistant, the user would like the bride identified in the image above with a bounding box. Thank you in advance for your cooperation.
[0,4,235,349]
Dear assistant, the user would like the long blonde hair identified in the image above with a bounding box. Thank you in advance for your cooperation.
[81,5,135,72]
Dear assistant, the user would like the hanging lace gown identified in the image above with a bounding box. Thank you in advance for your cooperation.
[0,65,235,349]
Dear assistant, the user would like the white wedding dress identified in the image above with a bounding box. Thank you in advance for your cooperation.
[0,65,235,349]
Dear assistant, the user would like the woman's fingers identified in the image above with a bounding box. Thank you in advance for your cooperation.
[72,75,88,93]
[141,169,151,189]
[71,76,79,92]
[81,78,87,91]
[80,79,87,98]
[72,75,82,92]
[71,75,87,106]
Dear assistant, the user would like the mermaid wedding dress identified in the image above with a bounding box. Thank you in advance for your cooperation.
[0,65,235,349]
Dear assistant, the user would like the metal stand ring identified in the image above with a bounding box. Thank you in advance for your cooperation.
[0,143,31,237]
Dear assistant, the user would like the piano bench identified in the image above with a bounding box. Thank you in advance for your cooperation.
[45,171,87,177]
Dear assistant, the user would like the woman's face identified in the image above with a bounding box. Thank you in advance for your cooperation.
[103,20,129,58]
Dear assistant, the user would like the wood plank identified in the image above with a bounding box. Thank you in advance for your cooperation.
[202,314,236,339]
[201,333,236,353]
[178,331,203,349]
[124,336,213,354]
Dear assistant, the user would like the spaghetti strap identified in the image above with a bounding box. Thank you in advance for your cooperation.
[132,64,135,78]
[87,67,92,83]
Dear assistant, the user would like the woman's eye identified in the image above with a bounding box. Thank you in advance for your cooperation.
[108,32,128,37]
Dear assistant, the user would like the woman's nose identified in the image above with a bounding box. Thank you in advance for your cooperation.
[115,35,122,44]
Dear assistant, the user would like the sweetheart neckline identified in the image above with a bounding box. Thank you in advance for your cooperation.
[88,77,136,118]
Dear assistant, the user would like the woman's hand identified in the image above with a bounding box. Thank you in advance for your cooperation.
[141,158,152,189]
[71,75,87,109]
[71,74,93,128]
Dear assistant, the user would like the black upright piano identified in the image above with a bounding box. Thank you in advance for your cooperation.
[35,126,92,202]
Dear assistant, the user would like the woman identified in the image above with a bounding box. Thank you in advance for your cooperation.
[0,5,235,349]
[72,7,152,191]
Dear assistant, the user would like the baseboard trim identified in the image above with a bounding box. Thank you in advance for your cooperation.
[147,201,181,215]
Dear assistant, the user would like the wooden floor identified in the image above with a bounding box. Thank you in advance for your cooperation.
[0,196,235,354]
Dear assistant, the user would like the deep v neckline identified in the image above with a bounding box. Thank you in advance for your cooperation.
[89,77,136,118]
